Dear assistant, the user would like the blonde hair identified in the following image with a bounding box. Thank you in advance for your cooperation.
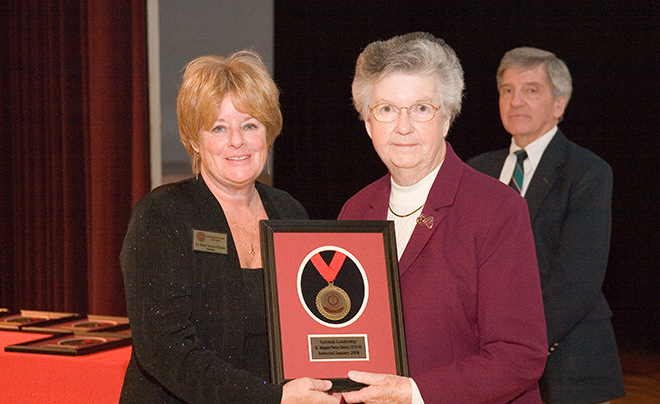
[177,50,282,174]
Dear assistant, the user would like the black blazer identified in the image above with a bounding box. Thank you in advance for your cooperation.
[120,178,308,403]
[468,130,625,403]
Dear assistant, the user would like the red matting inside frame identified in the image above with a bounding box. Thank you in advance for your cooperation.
[272,232,397,380]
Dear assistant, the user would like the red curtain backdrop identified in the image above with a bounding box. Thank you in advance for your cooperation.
[0,0,149,316]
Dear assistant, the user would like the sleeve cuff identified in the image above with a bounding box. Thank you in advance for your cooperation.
[410,378,425,404]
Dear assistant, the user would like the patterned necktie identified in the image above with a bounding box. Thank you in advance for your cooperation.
[509,149,528,194]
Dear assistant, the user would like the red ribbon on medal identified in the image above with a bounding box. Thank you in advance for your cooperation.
[310,251,347,283]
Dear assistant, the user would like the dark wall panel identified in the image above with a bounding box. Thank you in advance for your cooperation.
[274,2,660,347]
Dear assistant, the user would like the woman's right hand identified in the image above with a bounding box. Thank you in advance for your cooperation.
[281,377,342,404]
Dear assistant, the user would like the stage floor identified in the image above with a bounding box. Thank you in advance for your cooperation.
[612,346,660,404]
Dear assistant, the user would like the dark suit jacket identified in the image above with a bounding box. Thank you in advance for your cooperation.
[468,130,625,403]
[120,178,308,403]
[339,143,547,404]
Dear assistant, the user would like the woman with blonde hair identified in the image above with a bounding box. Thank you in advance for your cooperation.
[120,50,339,404]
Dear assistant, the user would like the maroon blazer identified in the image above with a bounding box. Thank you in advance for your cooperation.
[339,143,547,404]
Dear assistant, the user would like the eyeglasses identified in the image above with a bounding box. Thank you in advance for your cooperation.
[369,102,441,123]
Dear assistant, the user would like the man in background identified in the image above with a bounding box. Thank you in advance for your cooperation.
[468,47,625,404]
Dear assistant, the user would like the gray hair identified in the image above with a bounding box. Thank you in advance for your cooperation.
[352,32,464,125]
[496,47,573,105]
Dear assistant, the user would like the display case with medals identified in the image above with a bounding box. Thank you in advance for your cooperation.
[260,220,408,392]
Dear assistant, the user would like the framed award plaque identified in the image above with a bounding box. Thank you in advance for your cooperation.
[260,220,408,392]
[4,331,132,356]
[21,314,130,334]
[0,310,79,331]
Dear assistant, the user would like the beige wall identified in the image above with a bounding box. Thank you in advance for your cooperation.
[154,0,274,185]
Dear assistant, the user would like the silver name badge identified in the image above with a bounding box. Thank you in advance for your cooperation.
[193,230,228,254]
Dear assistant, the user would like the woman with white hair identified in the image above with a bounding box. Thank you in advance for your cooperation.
[339,32,547,404]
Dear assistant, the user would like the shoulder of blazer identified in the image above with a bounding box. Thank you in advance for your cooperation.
[534,130,611,184]
[526,130,612,220]
[153,178,221,215]
[136,177,230,234]
[466,148,509,179]
[256,182,309,220]
[563,136,612,175]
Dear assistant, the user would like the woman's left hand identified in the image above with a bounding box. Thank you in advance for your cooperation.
[341,370,412,404]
